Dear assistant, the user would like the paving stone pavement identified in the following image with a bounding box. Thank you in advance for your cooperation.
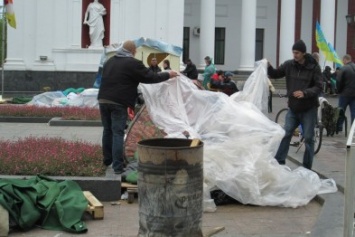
[0,94,353,237]
[7,200,319,237]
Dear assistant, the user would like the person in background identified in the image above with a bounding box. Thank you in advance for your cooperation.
[322,66,335,95]
[182,59,198,79]
[220,71,238,96]
[148,58,161,73]
[210,70,224,88]
[336,54,355,132]
[163,59,171,70]
[331,67,340,94]
[202,56,216,90]
[312,52,320,64]
[267,40,323,170]
[98,40,178,174]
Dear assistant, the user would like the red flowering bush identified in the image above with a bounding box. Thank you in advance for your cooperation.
[0,137,106,176]
[0,105,101,120]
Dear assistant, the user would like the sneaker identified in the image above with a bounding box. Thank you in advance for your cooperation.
[103,159,112,166]
[290,141,300,147]
[114,169,124,175]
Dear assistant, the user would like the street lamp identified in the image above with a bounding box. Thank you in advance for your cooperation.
[345,14,355,25]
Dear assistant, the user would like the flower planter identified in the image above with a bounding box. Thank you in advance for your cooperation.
[0,116,52,123]
[48,117,102,126]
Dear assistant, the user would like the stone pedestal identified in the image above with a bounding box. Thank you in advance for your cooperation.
[0,205,9,237]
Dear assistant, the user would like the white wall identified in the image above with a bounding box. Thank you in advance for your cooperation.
[5,0,184,72]
[184,0,202,67]
[256,0,278,67]
[300,0,313,50]
[215,0,241,70]
[335,0,348,61]
[184,0,278,70]
[5,0,350,72]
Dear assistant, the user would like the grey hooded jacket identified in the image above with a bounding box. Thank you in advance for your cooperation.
[336,62,355,97]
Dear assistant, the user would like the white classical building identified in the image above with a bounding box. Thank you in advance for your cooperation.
[3,0,355,94]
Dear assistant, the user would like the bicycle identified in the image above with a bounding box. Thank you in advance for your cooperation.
[275,95,324,155]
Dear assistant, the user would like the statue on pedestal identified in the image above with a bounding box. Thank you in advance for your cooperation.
[83,0,107,49]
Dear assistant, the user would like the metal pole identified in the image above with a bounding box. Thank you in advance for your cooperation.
[1,5,5,98]
[344,120,355,237]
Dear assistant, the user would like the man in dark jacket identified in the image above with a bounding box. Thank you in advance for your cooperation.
[336,54,355,131]
[98,40,178,174]
[148,57,162,73]
[268,40,323,169]
[182,59,198,79]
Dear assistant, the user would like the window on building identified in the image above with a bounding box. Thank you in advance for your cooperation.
[183,27,190,63]
[214,27,225,65]
[255,29,264,61]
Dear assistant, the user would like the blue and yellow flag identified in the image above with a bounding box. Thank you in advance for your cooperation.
[315,21,342,66]
[326,42,343,68]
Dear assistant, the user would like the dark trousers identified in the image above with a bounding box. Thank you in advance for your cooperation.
[275,107,317,169]
[99,103,128,172]
[337,96,355,131]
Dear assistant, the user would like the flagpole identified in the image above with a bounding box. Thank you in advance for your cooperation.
[1,4,5,99]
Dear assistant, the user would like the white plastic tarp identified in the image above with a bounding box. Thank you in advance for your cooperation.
[139,59,337,210]
[27,89,99,107]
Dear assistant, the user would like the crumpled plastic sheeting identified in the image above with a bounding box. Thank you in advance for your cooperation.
[27,89,99,108]
[230,60,269,115]
[139,59,337,210]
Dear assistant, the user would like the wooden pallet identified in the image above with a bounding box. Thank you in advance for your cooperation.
[121,182,138,204]
[83,191,104,220]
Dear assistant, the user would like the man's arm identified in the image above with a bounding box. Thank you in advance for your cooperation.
[267,62,286,79]
[182,65,192,74]
[336,67,345,93]
[134,60,176,83]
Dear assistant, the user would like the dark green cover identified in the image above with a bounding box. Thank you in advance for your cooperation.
[0,175,88,233]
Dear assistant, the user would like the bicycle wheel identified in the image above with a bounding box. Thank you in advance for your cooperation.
[298,124,323,155]
[275,108,288,128]
[314,124,323,155]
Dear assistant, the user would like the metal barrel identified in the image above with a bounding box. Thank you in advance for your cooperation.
[137,138,204,237]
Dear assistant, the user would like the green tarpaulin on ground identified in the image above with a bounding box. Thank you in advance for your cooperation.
[10,97,33,104]
[0,175,88,233]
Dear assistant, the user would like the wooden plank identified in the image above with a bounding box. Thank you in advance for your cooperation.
[83,191,104,220]
[127,187,138,204]
[121,182,138,188]
[83,191,103,207]
[0,205,9,237]
[190,139,200,147]
[203,226,225,237]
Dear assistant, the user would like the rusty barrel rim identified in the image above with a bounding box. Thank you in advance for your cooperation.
[137,138,203,150]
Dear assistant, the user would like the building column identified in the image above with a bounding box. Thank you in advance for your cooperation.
[238,0,257,71]
[199,0,215,67]
[167,0,185,69]
[320,0,336,68]
[279,0,296,64]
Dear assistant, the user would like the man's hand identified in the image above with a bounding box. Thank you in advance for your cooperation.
[293,90,304,98]
[169,70,178,78]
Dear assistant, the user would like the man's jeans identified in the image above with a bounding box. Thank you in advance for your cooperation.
[337,96,355,131]
[99,103,128,172]
[275,107,317,169]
